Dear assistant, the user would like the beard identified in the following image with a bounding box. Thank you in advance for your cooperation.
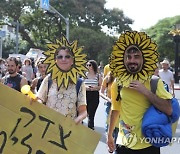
[127,63,141,73]
[8,69,16,74]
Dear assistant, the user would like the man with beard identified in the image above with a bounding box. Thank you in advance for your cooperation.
[124,46,143,73]
[107,31,173,154]
[1,57,27,92]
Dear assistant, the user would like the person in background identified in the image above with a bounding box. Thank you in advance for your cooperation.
[100,71,119,143]
[103,64,110,78]
[0,58,6,78]
[36,46,87,124]
[153,67,159,77]
[1,57,27,92]
[22,58,34,85]
[84,60,102,130]
[31,57,47,93]
[98,61,104,76]
[159,59,175,96]
[30,57,37,78]
[16,57,26,77]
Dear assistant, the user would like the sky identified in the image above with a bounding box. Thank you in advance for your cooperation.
[105,0,180,31]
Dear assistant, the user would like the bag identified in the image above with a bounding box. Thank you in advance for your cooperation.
[142,77,180,147]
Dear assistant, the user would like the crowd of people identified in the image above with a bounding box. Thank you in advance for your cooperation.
[0,31,178,154]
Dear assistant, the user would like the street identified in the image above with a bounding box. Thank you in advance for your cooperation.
[84,84,180,154]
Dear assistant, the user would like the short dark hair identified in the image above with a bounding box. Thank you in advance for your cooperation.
[7,57,19,66]
[126,46,141,54]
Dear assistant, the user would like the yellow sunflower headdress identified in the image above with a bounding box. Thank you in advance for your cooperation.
[109,31,159,87]
[43,35,87,89]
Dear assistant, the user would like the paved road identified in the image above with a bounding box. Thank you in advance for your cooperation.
[83,97,108,154]
[90,86,180,154]
[160,89,180,154]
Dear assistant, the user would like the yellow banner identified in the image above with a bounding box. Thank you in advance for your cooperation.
[0,83,101,154]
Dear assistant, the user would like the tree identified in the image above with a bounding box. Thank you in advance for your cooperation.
[2,37,16,58]
[70,27,116,64]
[102,8,133,34]
[145,15,180,63]
[0,0,133,63]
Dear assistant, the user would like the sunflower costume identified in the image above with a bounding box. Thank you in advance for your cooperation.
[43,35,87,89]
[109,31,172,150]
[110,31,159,87]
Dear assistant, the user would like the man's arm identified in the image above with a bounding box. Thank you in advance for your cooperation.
[74,105,87,124]
[107,110,120,152]
[170,79,175,97]
[20,77,28,88]
[129,80,172,116]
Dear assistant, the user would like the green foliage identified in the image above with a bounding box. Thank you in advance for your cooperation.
[2,37,16,58]
[0,0,133,62]
[70,27,116,64]
[145,15,180,63]
[102,8,133,33]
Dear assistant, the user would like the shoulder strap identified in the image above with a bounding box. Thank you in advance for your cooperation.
[75,78,83,116]
[150,77,159,94]
[44,76,53,105]
[76,78,83,97]
[116,85,122,101]
[3,75,7,84]
[48,76,53,92]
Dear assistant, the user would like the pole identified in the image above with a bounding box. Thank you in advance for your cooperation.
[15,21,19,54]
[0,37,2,58]
[174,35,180,83]
[66,18,69,41]
[49,5,69,41]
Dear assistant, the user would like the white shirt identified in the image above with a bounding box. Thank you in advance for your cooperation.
[37,76,87,119]
[159,69,174,90]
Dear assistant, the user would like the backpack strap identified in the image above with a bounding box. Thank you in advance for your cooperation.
[76,78,83,96]
[75,78,83,110]
[150,77,159,94]
[48,76,53,93]
[43,76,53,105]
[116,85,122,101]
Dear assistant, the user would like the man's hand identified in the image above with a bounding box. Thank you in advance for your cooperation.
[74,116,83,124]
[107,134,115,153]
[75,105,87,124]
[129,80,148,94]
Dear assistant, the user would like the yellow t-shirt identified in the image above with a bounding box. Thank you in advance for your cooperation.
[111,79,173,149]
[103,64,110,77]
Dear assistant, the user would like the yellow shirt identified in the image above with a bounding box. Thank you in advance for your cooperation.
[103,64,110,77]
[111,79,172,149]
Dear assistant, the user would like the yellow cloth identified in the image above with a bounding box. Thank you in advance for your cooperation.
[102,74,112,99]
[111,79,173,149]
[103,64,110,77]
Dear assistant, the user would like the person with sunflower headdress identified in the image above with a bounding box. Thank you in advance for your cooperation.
[107,31,173,154]
[36,36,88,125]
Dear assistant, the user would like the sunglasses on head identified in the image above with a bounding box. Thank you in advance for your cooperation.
[56,55,72,59]
[86,64,92,67]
